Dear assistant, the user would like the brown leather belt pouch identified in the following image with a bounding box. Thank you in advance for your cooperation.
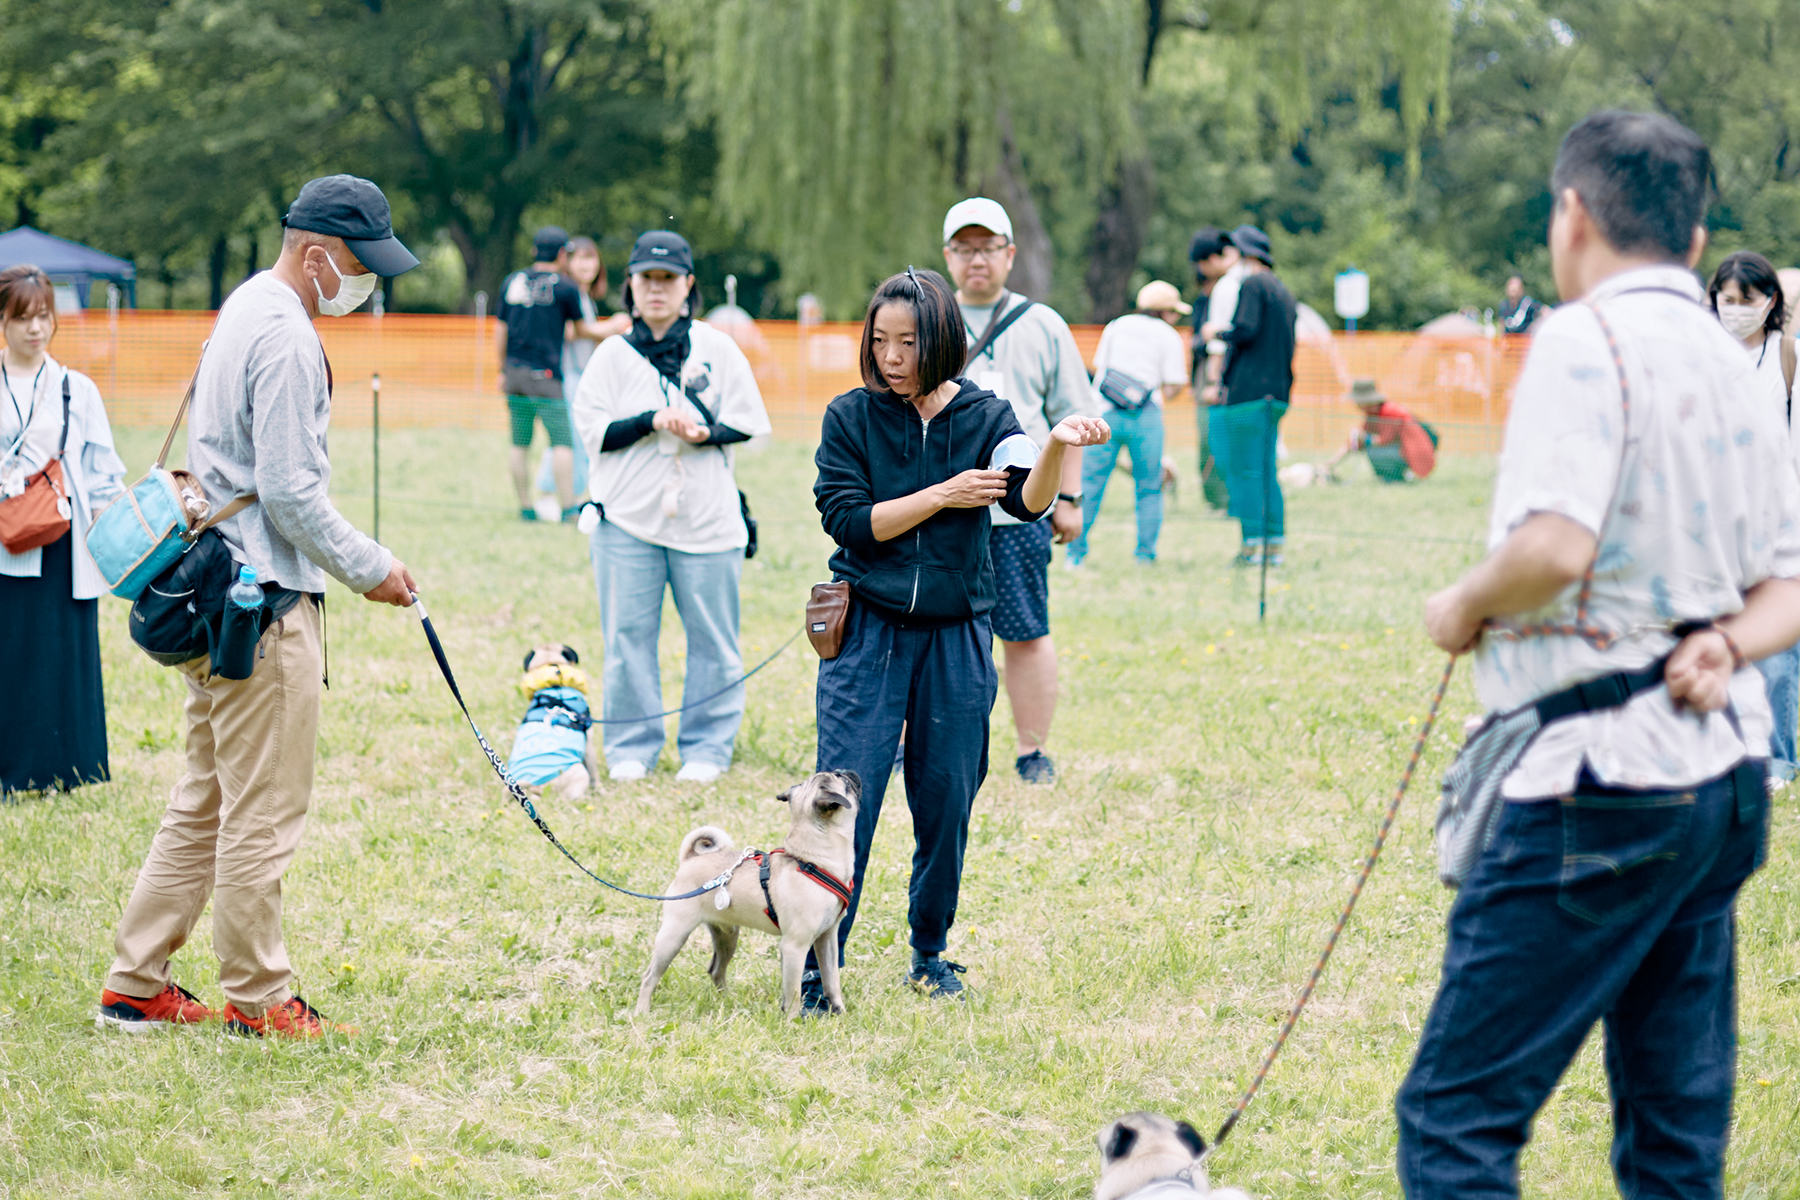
[806,581,851,659]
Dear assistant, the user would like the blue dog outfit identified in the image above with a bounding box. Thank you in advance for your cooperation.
[506,663,594,787]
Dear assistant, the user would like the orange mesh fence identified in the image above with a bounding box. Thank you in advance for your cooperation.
[53,310,1528,455]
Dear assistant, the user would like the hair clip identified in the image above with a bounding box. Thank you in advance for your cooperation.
[905,265,923,296]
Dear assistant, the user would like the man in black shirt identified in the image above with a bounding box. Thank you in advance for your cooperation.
[1211,226,1297,565]
[498,226,611,521]
[1187,226,1237,510]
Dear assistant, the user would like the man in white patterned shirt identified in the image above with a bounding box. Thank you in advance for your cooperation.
[1398,111,1800,1199]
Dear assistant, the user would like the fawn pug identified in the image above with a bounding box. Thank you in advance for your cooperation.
[636,770,860,1018]
[1094,1113,1251,1200]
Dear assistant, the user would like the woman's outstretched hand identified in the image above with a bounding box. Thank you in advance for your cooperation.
[1051,415,1111,447]
[935,469,1011,509]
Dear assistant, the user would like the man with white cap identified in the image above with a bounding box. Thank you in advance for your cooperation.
[1068,280,1191,566]
[942,197,1097,785]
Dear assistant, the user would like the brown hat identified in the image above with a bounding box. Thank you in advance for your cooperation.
[1347,379,1385,406]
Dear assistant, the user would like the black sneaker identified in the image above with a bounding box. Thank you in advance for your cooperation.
[1015,750,1056,785]
[798,969,834,1017]
[907,954,968,999]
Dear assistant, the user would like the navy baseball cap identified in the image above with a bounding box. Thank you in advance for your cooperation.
[627,231,694,275]
[532,226,572,260]
[282,175,419,276]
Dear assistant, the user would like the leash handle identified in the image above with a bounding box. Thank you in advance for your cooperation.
[1212,653,1457,1151]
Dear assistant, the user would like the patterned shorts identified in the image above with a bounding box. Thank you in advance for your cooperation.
[988,520,1053,643]
[507,394,575,448]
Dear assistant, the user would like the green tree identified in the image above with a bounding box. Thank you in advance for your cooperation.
[669,0,1451,321]
[0,0,683,310]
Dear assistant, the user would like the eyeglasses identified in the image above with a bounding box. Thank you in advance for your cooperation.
[944,242,1012,262]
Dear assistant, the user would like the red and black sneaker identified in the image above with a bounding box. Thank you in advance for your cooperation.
[223,995,356,1040]
[95,982,214,1032]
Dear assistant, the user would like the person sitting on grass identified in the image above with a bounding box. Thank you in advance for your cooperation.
[1324,378,1437,482]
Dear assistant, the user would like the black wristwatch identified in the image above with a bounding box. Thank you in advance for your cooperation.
[1057,492,1083,505]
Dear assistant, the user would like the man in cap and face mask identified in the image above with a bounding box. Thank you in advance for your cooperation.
[98,175,420,1040]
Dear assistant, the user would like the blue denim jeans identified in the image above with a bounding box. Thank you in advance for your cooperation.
[1753,646,1798,779]
[589,520,744,771]
[1396,764,1768,1199]
[1069,402,1164,562]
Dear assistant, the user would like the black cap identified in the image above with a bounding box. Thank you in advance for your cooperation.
[282,175,419,277]
[532,226,571,260]
[1230,223,1273,265]
[627,231,694,276]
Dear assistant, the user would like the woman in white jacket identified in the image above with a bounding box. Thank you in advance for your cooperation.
[571,232,771,783]
[0,265,127,794]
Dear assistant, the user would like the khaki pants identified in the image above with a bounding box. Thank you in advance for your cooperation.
[107,597,322,1017]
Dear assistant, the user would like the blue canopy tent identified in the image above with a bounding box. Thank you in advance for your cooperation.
[0,227,137,308]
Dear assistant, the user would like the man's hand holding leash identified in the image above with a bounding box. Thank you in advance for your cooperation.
[364,558,420,607]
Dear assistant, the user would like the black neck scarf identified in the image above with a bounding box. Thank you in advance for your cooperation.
[627,316,692,386]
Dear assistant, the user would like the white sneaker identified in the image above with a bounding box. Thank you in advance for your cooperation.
[608,761,648,782]
[675,762,724,784]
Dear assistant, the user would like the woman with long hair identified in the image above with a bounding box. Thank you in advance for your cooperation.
[0,265,127,794]
[571,231,770,784]
[1709,249,1799,776]
[807,267,1108,1010]
[544,235,628,503]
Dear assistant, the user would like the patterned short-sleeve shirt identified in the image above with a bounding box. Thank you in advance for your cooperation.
[1477,265,1800,798]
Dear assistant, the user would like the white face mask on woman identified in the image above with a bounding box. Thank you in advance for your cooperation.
[313,250,378,317]
[1717,298,1771,341]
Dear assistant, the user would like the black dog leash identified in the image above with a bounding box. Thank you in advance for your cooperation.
[411,595,774,902]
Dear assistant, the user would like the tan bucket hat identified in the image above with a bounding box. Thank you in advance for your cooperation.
[1135,279,1192,315]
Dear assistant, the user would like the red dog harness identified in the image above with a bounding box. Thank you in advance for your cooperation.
[754,849,854,930]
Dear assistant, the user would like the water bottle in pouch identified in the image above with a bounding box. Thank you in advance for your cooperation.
[216,565,265,680]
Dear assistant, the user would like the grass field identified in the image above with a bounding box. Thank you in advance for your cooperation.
[3,427,1796,1200]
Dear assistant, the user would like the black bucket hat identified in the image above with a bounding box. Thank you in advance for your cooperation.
[282,175,419,276]
[1230,224,1273,266]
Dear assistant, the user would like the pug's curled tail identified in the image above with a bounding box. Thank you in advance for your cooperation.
[679,825,735,861]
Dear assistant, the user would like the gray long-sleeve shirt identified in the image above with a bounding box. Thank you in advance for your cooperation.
[188,272,390,594]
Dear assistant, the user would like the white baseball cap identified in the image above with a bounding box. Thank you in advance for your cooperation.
[943,197,1013,244]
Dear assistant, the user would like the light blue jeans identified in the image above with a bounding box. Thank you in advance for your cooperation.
[590,520,745,771]
[1069,403,1164,562]
[1754,645,1799,780]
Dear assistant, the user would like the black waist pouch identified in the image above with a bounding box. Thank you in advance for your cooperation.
[129,530,292,670]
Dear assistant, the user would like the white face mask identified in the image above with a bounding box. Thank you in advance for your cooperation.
[1717,298,1771,341]
[313,250,378,317]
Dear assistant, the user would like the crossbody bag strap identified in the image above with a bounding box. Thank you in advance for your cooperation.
[156,367,200,470]
[56,374,71,460]
[966,292,1034,363]
[1568,301,1634,628]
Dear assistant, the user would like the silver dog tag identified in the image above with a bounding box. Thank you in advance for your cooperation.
[713,885,730,911]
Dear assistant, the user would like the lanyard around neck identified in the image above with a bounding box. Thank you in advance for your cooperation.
[1,358,46,457]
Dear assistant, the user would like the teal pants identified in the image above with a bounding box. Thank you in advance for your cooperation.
[1209,398,1288,545]
[1069,403,1164,562]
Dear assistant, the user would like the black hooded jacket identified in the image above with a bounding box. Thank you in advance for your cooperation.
[814,380,1048,629]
